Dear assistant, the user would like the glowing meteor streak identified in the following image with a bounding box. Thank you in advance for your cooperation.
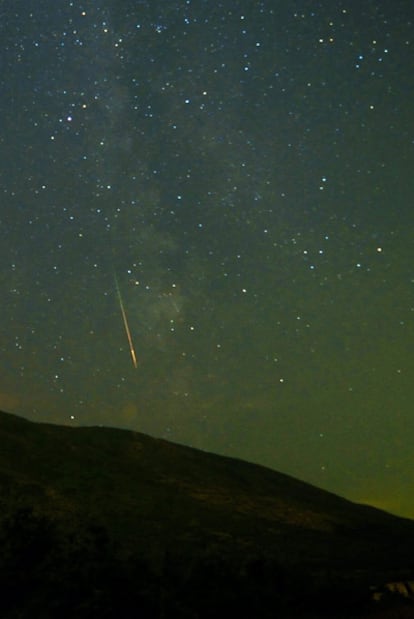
[113,270,138,368]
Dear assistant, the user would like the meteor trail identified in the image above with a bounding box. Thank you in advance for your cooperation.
[113,270,138,368]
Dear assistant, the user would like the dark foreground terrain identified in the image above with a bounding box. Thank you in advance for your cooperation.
[1,410,414,618]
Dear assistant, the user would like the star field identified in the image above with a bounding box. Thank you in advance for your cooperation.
[1,0,414,517]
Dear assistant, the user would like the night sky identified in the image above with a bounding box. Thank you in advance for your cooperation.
[1,1,414,518]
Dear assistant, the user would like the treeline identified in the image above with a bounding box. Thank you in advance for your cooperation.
[0,506,374,618]
[0,506,157,618]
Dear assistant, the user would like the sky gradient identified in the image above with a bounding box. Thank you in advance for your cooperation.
[1,0,414,517]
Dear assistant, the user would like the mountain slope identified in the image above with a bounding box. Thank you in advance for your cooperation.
[1,409,414,618]
[1,409,413,569]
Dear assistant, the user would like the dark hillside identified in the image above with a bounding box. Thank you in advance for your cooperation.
[1,410,413,618]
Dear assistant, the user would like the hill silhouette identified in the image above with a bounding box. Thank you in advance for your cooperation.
[1,409,414,618]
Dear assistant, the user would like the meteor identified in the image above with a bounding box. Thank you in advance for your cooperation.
[113,270,138,368]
